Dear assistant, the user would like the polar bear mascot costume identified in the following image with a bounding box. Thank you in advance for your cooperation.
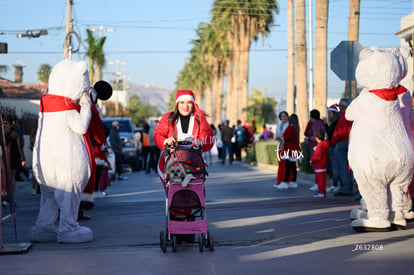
[346,46,414,232]
[31,59,94,243]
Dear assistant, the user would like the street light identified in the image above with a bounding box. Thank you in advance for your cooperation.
[17,29,48,38]
[108,59,127,116]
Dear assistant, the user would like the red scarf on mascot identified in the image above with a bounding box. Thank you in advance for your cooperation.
[40,94,103,193]
[369,85,407,101]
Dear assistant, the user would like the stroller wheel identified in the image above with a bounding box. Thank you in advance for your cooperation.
[160,231,167,253]
[207,231,214,252]
[198,235,204,252]
[171,235,178,253]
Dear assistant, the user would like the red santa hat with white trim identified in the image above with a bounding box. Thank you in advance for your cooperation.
[327,104,339,112]
[175,90,195,103]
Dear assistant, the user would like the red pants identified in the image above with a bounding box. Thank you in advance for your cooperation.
[315,170,327,196]
[277,158,286,184]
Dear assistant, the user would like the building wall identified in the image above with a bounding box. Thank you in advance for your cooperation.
[399,13,414,92]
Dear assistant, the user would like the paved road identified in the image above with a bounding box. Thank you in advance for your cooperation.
[1,161,413,275]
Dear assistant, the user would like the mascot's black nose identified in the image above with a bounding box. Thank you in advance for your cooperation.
[93,80,113,101]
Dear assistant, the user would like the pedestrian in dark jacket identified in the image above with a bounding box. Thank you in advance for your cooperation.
[221,120,234,165]
[109,121,127,180]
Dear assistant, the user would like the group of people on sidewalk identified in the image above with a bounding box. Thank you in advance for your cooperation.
[273,98,354,198]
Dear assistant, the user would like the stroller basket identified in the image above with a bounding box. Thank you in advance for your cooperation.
[171,189,202,210]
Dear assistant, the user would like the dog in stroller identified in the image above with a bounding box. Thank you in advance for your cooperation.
[159,143,214,253]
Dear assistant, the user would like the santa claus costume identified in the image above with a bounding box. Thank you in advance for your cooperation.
[154,90,215,190]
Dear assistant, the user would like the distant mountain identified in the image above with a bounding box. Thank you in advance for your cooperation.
[128,83,172,114]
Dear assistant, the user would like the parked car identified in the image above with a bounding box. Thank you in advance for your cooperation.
[102,117,141,171]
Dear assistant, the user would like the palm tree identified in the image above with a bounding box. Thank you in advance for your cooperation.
[85,29,106,84]
[37,64,52,83]
[314,0,329,115]
[295,0,309,142]
[211,0,278,124]
[195,22,228,125]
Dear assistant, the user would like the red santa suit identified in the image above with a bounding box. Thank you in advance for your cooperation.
[154,90,215,190]
[310,139,330,196]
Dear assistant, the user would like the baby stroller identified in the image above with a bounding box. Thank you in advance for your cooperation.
[159,143,214,253]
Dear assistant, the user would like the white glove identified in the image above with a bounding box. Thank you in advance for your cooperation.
[79,91,91,107]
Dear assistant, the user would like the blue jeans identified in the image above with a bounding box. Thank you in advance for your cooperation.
[328,146,340,187]
[334,142,353,194]
[222,142,233,164]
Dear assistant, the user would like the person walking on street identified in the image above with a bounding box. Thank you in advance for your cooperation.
[234,120,244,162]
[221,120,234,165]
[109,121,128,180]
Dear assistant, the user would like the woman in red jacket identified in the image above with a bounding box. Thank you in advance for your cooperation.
[154,90,215,190]
[277,114,302,189]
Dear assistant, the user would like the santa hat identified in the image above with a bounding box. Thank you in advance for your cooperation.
[175,90,195,103]
[327,104,339,112]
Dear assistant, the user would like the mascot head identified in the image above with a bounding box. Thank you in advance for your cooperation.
[355,46,410,91]
[48,59,91,101]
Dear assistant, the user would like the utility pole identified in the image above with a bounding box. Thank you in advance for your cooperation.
[109,59,127,116]
[308,0,314,110]
[64,0,73,59]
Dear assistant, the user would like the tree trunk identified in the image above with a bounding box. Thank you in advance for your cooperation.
[204,87,212,124]
[225,61,235,125]
[286,0,295,115]
[212,67,224,126]
[295,0,309,142]
[345,0,360,100]
[239,39,250,123]
[314,0,329,117]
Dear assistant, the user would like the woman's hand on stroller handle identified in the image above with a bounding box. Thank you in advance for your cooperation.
[164,136,177,148]
[192,139,202,149]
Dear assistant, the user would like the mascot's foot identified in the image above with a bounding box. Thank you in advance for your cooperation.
[350,208,367,220]
[351,218,391,232]
[390,219,407,231]
[57,226,93,243]
[404,210,414,223]
[30,226,57,242]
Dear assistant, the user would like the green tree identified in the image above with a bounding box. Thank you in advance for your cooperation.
[127,95,161,125]
[248,88,277,126]
[85,29,106,84]
[37,63,52,83]
[211,0,279,123]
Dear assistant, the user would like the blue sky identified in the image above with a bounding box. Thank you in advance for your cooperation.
[0,0,412,101]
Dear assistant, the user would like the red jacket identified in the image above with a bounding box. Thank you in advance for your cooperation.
[154,112,215,152]
[331,111,353,145]
[282,125,301,158]
[310,139,329,170]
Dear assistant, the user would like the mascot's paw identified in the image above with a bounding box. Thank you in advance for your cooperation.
[350,208,367,220]
[351,218,391,232]
[30,226,57,242]
[57,226,93,243]
[390,219,407,231]
[404,210,414,222]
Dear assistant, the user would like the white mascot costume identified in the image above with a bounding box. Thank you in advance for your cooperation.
[31,59,94,243]
[346,46,414,232]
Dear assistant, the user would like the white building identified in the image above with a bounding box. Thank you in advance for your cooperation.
[396,13,414,92]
